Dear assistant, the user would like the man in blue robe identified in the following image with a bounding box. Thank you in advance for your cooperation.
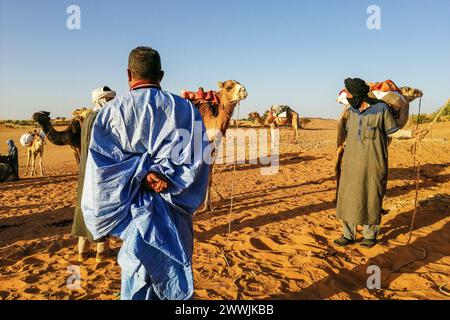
[7,140,19,179]
[81,46,211,300]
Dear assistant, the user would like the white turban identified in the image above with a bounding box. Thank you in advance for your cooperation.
[91,86,116,111]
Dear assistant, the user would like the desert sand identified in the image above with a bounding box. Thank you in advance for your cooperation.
[0,120,449,300]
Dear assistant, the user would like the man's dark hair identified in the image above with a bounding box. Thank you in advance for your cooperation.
[128,46,162,81]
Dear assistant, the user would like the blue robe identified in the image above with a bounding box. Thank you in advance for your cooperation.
[81,87,210,300]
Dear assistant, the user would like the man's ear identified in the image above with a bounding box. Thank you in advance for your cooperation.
[218,81,224,89]
[127,69,132,82]
[159,70,165,83]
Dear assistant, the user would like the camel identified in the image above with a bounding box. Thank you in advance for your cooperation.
[335,86,424,200]
[187,80,248,212]
[264,106,302,141]
[32,111,82,165]
[248,112,265,125]
[25,135,45,177]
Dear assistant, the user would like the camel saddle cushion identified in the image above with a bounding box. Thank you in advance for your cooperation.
[182,88,220,108]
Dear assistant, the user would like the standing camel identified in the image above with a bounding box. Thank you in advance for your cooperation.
[32,111,82,165]
[185,80,248,212]
[264,106,302,141]
[25,135,45,177]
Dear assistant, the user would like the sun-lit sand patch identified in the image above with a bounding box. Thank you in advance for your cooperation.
[0,121,449,300]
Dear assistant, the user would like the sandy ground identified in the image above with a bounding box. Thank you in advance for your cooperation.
[0,120,449,300]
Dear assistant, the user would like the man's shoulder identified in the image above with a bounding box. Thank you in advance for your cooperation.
[105,89,197,115]
[162,90,195,108]
[372,101,389,111]
[364,102,390,116]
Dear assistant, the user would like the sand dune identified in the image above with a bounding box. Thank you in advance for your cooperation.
[0,121,449,300]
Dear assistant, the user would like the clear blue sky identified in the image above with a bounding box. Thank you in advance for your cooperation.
[0,0,449,120]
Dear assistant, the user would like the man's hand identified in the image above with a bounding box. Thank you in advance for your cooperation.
[144,172,168,193]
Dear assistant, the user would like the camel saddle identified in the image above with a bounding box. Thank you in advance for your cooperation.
[271,105,290,119]
[337,79,407,111]
[182,88,221,117]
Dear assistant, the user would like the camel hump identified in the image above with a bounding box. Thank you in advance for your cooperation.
[72,107,93,120]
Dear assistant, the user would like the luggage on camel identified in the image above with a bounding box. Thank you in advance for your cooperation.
[337,79,408,110]
[19,133,34,147]
[271,105,290,118]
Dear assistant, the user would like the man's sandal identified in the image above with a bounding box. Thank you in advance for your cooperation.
[333,237,355,247]
[360,239,378,248]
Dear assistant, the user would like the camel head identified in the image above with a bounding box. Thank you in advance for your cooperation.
[400,87,423,103]
[217,80,248,105]
[32,111,51,125]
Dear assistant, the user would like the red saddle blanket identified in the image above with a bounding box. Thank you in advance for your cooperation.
[182,88,220,107]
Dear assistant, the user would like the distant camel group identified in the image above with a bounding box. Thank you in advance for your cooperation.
[249,106,303,141]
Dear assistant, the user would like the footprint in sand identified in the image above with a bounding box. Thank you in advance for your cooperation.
[24,287,41,294]
[0,290,10,300]
[249,237,280,251]
[22,256,44,266]
[22,274,40,284]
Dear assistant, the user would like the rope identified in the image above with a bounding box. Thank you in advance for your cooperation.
[416,96,422,130]
[219,103,240,283]
[439,282,450,297]
[407,96,422,185]
[227,103,240,237]
[406,99,449,245]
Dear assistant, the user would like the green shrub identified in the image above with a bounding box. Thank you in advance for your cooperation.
[410,101,450,124]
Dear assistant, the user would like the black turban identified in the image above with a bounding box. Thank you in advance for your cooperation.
[345,78,383,109]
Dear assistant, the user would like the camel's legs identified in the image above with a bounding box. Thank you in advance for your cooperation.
[39,152,44,176]
[291,113,300,142]
[72,148,80,167]
[270,123,278,150]
[30,153,37,177]
[25,149,31,177]
[201,165,214,212]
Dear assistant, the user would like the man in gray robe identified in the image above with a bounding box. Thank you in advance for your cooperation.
[72,86,116,262]
[335,78,399,248]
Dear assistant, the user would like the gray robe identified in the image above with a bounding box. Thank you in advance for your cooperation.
[71,111,102,242]
[336,102,398,225]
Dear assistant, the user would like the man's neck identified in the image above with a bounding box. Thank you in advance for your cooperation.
[359,101,371,112]
[130,80,161,91]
